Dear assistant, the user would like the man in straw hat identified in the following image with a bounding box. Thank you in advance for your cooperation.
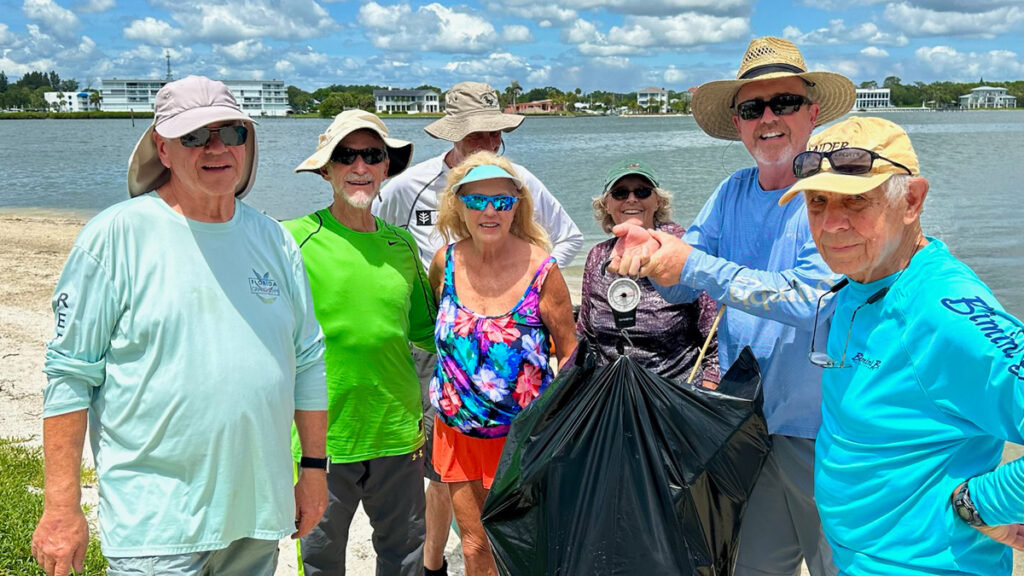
[285,109,437,575]
[374,80,583,576]
[780,116,1023,575]
[609,37,856,575]
[32,75,328,576]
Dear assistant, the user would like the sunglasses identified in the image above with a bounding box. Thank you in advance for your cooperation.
[734,93,811,121]
[609,186,654,201]
[331,147,388,165]
[793,147,914,179]
[459,194,519,211]
[179,125,248,148]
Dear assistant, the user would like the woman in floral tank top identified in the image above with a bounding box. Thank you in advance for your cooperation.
[427,151,576,576]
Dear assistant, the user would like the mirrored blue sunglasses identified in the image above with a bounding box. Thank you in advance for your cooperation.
[459,194,519,211]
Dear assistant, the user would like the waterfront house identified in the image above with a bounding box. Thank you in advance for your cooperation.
[504,99,565,114]
[100,78,290,116]
[855,88,891,110]
[637,87,668,114]
[958,86,1016,109]
[373,89,441,114]
[44,91,98,112]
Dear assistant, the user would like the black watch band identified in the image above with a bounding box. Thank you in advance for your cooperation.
[952,482,985,527]
[299,456,329,470]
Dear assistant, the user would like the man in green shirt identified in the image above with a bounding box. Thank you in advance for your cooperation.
[285,109,437,575]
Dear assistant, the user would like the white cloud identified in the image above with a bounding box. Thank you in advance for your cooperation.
[77,0,114,13]
[782,20,907,47]
[443,52,532,79]
[568,13,748,56]
[154,0,337,43]
[914,45,1023,81]
[502,25,533,43]
[860,46,889,59]
[22,0,80,40]
[216,39,270,62]
[358,2,499,54]
[663,65,690,84]
[0,23,14,45]
[885,3,1024,38]
[492,0,751,18]
[123,17,182,46]
[483,2,577,23]
[274,60,295,75]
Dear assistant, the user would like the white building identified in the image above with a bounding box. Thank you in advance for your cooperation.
[959,86,1016,109]
[373,89,441,114]
[855,88,891,110]
[101,78,291,116]
[637,87,668,113]
[44,91,99,112]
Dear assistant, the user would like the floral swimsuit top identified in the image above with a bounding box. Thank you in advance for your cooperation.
[430,244,556,439]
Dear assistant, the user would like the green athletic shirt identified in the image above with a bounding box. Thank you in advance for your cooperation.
[285,208,437,463]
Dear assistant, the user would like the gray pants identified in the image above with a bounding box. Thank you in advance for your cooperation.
[411,346,441,482]
[300,452,426,576]
[734,435,837,576]
[106,537,278,576]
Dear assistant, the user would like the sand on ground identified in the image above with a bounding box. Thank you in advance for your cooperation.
[3,211,1019,576]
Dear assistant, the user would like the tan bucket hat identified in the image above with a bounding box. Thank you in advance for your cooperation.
[294,109,413,178]
[780,117,919,205]
[691,37,856,141]
[127,75,258,198]
[424,82,524,142]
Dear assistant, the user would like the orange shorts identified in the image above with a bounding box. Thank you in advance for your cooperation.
[432,415,507,489]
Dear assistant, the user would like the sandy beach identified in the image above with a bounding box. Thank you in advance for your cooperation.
[3,211,1019,576]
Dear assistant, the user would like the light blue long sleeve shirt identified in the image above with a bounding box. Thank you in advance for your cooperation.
[816,239,1023,576]
[655,167,838,437]
[43,194,327,556]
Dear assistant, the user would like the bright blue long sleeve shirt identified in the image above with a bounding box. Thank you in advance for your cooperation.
[816,239,1024,576]
[655,167,839,438]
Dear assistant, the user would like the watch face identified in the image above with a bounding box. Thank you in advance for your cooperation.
[607,277,641,313]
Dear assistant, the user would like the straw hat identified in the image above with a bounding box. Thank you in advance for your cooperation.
[691,37,856,141]
[127,75,258,198]
[294,109,413,178]
[780,117,920,205]
[424,82,524,142]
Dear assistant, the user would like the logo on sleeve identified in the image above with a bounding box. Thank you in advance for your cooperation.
[940,295,1024,380]
[415,210,438,226]
[249,269,281,303]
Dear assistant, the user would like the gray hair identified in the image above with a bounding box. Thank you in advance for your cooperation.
[592,186,674,234]
[883,174,910,206]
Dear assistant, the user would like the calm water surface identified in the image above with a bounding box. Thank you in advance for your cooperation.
[1,111,1021,316]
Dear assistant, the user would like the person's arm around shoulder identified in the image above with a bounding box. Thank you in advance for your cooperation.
[292,410,327,539]
[537,253,578,369]
[32,410,89,576]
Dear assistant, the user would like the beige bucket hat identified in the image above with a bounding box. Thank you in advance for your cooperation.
[127,75,258,198]
[780,117,919,205]
[424,82,524,142]
[294,109,413,178]
[691,37,856,141]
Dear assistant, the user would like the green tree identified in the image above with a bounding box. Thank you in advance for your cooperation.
[286,85,314,113]
[883,76,902,89]
[859,80,878,89]
[88,89,102,110]
[0,71,7,92]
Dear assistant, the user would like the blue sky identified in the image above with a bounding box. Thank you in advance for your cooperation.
[1,0,1021,93]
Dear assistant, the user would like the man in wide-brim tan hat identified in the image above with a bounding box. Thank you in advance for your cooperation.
[608,36,856,576]
[374,81,582,576]
[284,109,438,576]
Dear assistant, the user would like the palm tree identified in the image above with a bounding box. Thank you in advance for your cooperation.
[506,81,522,111]
[89,90,102,111]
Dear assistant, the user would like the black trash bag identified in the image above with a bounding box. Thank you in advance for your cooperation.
[481,343,771,576]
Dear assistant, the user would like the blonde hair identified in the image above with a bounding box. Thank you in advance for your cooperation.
[436,151,550,249]
[591,180,673,234]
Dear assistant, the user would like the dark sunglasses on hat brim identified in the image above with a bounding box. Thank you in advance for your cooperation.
[459,194,519,211]
[793,147,914,179]
[733,93,811,121]
[330,147,388,165]
[179,125,248,148]
[608,186,654,201]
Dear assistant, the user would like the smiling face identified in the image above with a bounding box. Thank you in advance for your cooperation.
[458,178,519,243]
[156,120,248,199]
[731,76,819,175]
[804,182,925,283]
[324,129,390,209]
[604,174,659,229]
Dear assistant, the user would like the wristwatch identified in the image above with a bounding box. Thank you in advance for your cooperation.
[607,277,641,330]
[952,482,985,527]
[299,456,329,470]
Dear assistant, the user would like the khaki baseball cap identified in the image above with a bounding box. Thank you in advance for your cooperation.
[780,116,920,204]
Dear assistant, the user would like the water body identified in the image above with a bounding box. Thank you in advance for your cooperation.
[1,111,1021,316]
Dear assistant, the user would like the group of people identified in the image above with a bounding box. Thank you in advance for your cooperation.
[31,35,1020,576]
